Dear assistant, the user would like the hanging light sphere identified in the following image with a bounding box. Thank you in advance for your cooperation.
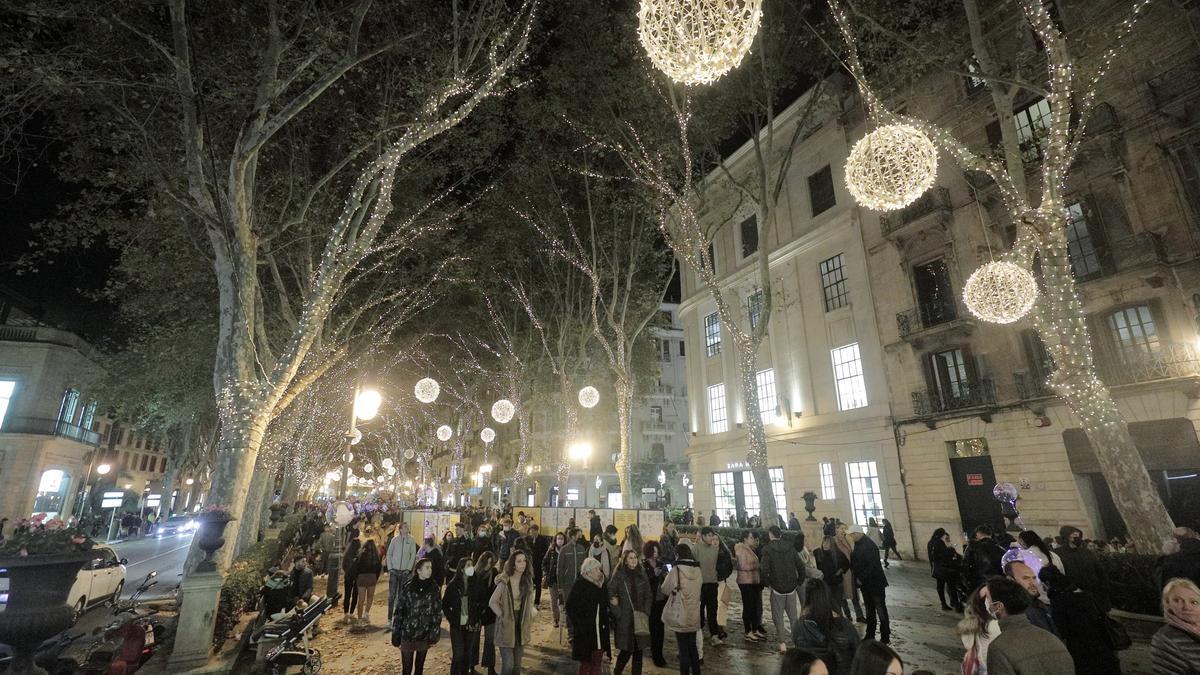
[382,457,393,470]
[578,385,600,409]
[404,448,415,460]
[480,427,496,444]
[637,0,763,85]
[962,260,1038,324]
[349,428,363,446]
[387,467,396,476]
[491,399,515,424]
[844,124,938,211]
[436,424,453,442]
[363,462,374,473]
[414,377,440,404]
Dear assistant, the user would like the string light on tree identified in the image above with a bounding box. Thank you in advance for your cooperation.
[844,124,938,211]
[404,448,415,460]
[480,427,496,443]
[962,260,1038,324]
[491,399,515,424]
[382,458,393,470]
[436,424,453,442]
[636,0,763,85]
[414,378,440,404]
[577,385,600,409]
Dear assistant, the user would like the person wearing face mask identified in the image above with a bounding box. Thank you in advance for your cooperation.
[475,552,500,675]
[981,577,1074,675]
[957,587,1000,675]
[392,559,442,675]
[558,528,590,641]
[568,556,612,675]
[591,534,613,579]
[443,556,487,675]
[544,532,565,628]
[1152,577,1200,673]
[475,525,495,558]
[499,518,520,563]
[1056,525,1111,613]
[609,550,652,675]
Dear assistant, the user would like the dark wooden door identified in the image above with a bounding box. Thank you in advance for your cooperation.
[949,456,1003,534]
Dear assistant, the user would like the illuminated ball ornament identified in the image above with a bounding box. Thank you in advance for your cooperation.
[382,457,393,470]
[403,448,415,460]
[962,261,1038,324]
[578,386,600,409]
[636,0,763,85]
[491,399,515,424]
[436,424,453,442]
[480,427,496,444]
[414,378,440,404]
[844,124,938,211]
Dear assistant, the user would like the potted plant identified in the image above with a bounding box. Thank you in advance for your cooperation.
[0,516,96,674]
[194,505,235,572]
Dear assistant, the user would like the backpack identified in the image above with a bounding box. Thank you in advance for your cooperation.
[716,543,734,579]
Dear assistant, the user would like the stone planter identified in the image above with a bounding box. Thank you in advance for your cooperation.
[0,551,94,674]
[195,516,233,572]
[802,492,818,521]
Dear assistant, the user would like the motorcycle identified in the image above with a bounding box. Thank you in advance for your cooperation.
[58,570,165,675]
[0,630,85,674]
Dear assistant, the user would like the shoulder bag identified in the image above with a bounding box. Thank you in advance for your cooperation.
[662,569,685,629]
[623,578,651,639]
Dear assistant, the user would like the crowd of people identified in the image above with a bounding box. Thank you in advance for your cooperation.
[266,499,1200,675]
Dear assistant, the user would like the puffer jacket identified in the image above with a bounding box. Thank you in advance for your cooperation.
[760,538,801,594]
[392,576,442,645]
[557,540,589,599]
[792,616,860,675]
[661,559,703,633]
[734,542,761,585]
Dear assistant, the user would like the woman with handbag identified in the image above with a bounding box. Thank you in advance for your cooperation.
[928,529,964,612]
[609,549,653,675]
[642,541,670,668]
[662,543,704,675]
[567,557,611,675]
[392,558,442,675]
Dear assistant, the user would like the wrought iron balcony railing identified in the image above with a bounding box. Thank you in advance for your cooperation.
[880,187,952,237]
[1097,342,1200,387]
[896,297,968,339]
[1013,372,1054,400]
[910,379,996,417]
[1,416,101,445]
[640,421,676,433]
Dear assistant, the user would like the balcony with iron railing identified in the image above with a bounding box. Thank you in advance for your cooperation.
[1097,342,1200,387]
[0,416,101,445]
[639,420,676,434]
[896,297,974,342]
[0,323,98,358]
[880,187,952,239]
[910,378,997,418]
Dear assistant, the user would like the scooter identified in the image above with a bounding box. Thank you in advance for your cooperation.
[0,630,85,674]
[59,570,163,674]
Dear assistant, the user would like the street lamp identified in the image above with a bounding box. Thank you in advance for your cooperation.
[185,478,194,485]
[97,463,111,476]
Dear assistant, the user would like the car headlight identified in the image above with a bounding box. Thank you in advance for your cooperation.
[0,593,8,603]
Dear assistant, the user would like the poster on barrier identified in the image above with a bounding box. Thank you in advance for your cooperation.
[576,508,613,535]
[523,507,542,531]
[553,508,576,533]
[639,510,664,542]
[613,509,638,537]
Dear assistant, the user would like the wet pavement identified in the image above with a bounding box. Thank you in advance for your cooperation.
[293,558,1153,674]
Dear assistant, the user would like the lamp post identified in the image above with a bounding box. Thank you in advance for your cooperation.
[326,384,382,599]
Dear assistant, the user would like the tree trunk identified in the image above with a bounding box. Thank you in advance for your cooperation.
[735,347,777,523]
[557,382,578,506]
[1034,210,1174,552]
[160,462,178,520]
[511,406,531,502]
[613,378,634,508]
[207,407,271,568]
[280,461,300,505]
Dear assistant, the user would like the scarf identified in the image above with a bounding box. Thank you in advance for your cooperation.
[1166,605,1200,638]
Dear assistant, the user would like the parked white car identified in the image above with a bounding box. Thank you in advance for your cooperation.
[0,544,128,623]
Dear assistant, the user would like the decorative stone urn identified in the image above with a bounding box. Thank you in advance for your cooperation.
[195,515,234,572]
[0,551,94,674]
[802,491,819,521]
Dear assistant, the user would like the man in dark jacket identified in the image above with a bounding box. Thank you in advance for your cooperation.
[1155,527,1200,590]
[965,525,1006,591]
[787,513,802,531]
[849,533,890,643]
[1057,525,1111,612]
[1005,558,1057,636]
[760,526,802,649]
[497,517,520,562]
[443,559,486,675]
[446,522,473,577]
[289,557,314,604]
[708,511,721,527]
[557,528,590,640]
[520,524,551,606]
[588,510,602,540]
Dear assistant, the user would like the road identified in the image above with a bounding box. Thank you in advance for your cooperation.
[109,532,192,600]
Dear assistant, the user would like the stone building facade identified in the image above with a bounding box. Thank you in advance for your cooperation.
[860,1,1200,550]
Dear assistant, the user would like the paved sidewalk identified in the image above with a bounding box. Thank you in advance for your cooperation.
[298,559,1153,674]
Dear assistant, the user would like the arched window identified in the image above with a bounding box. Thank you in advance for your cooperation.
[33,469,71,519]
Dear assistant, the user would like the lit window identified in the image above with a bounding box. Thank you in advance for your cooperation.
[1065,202,1103,279]
[707,383,728,433]
[741,468,787,516]
[747,290,763,329]
[650,406,663,423]
[58,389,80,426]
[704,312,721,357]
[820,254,849,311]
[567,488,580,503]
[831,343,868,410]
[755,369,778,426]
[820,462,836,499]
[846,460,884,526]
[712,471,737,523]
[1108,305,1160,361]
[0,380,16,428]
